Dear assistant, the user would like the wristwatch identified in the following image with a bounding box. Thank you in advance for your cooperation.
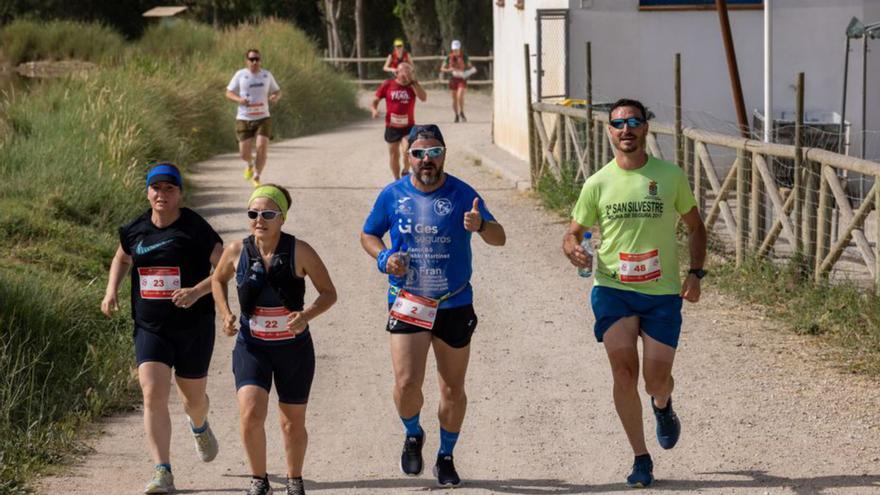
[688,268,707,279]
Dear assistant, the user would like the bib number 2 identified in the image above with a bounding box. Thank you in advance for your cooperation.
[619,249,661,283]
[390,290,439,330]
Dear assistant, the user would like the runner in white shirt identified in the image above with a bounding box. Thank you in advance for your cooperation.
[225,48,282,187]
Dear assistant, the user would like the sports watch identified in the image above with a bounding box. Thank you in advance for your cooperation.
[688,268,707,279]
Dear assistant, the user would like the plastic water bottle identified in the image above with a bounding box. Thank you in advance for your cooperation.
[578,233,594,278]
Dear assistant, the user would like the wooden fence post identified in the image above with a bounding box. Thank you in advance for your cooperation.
[802,160,819,268]
[749,152,763,251]
[524,44,538,186]
[815,164,832,281]
[736,147,747,266]
[585,41,593,176]
[793,72,804,255]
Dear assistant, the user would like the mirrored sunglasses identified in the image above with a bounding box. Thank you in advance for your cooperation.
[409,147,445,159]
[247,209,281,220]
[609,117,645,129]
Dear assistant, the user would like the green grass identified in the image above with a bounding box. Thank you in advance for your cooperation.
[535,160,582,215]
[0,19,361,492]
[0,19,125,65]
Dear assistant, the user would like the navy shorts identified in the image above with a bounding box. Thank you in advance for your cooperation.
[134,316,215,379]
[232,333,315,404]
[384,126,412,143]
[387,304,478,349]
[591,286,683,349]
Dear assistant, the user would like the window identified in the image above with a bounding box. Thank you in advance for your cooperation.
[639,0,762,10]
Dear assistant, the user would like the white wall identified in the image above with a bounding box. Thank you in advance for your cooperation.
[563,0,880,158]
[493,0,569,161]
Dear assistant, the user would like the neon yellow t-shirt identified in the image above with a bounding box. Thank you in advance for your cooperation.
[571,156,697,295]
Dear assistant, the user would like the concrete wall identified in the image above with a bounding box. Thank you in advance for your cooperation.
[493,0,569,161]
[492,0,880,161]
[565,0,880,158]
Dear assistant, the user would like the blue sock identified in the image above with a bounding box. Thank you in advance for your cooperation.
[191,418,208,434]
[401,413,423,437]
[156,463,172,473]
[438,427,460,456]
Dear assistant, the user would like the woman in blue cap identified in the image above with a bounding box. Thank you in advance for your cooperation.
[101,163,224,494]
[212,184,337,495]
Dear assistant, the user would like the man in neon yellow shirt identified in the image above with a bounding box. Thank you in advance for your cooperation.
[562,98,707,488]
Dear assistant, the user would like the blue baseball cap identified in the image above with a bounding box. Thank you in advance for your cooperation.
[407,124,445,147]
[146,163,183,189]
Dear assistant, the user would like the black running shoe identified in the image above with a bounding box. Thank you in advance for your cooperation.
[454,114,460,123]
[652,397,681,450]
[246,476,273,495]
[400,434,424,476]
[433,455,461,487]
[459,112,467,122]
[286,477,305,495]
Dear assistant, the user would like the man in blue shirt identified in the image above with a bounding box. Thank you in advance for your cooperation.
[361,124,505,487]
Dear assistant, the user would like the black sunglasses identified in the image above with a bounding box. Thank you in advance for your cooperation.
[248,57,261,62]
[247,209,281,220]
[609,117,646,129]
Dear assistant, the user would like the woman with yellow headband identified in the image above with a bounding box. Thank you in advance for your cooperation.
[383,38,412,75]
[212,184,337,495]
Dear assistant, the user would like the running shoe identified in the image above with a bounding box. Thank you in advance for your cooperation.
[433,454,461,487]
[286,477,305,495]
[252,176,261,187]
[652,397,681,450]
[399,433,424,476]
[246,477,273,495]
[143,465,174,494]
[189,417,219,462]
[459,112,467,122]
[454,114,460,123]
[626,455,654,488]
[244,166,254,180]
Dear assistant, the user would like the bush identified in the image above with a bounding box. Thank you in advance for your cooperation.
[0,19,125,65]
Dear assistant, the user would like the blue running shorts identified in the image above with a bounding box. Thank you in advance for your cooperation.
[591,286,683,348]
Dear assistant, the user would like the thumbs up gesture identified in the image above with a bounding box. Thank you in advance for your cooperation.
[464,197,483,232]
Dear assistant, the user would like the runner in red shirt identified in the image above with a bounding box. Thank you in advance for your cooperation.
[372,63,427,179]
[440,40,474,123]
[383,38,412,75]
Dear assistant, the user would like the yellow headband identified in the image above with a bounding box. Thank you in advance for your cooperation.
[249,185,290,220]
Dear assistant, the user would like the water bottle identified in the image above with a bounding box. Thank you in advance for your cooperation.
[578,233,594,278]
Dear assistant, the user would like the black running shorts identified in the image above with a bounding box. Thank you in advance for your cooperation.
[134,315,215,379]
[384,125,413,143]
[386,304,478,348]
[232,332,316,404]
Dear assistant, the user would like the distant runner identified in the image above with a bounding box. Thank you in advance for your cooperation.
[440,40,474,123]
[383,38,412,75]
[562,99,707,488]
[372,62,427,180]
[226,48,282,187]
[361,124,506,487]
[212,184,337,495]
[101,163,223,494]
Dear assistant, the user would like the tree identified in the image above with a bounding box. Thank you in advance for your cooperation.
[393,0,441,55]
[354,0,365,79]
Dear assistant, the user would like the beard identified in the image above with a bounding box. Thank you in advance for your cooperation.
[413,162,443,186]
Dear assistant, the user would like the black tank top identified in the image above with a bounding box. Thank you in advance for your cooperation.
[236,232,308,345]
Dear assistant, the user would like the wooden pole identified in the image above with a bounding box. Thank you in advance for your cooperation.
[715,0,751,138]
[675,53,684,170]
[750,152,762,250]
[586,41,594,175]
[524,44,538,186]
[693,139,704,213]
[802,160,819,268]
[815,164,831,281]
[794,72,804,254]
[736,147,747,266]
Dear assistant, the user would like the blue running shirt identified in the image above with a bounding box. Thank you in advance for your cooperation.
[363,174,496,309]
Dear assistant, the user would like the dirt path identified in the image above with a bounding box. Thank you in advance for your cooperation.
[40,91,880,494]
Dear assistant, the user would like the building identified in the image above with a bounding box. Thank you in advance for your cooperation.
[493,0,880,162]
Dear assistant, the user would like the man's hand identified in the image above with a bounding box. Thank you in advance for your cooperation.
[269,93,280,104]
[464,198,482,232]
[563,240,592,269]
[385,253,408,277]
[286,312,309,335]
[240,96,249,106]
[371,107,379,119]
[100,292,119,318]
[680,274,701,303]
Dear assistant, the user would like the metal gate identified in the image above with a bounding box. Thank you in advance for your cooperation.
[536,9,569,101]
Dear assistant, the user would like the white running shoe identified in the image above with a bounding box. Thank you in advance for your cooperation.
[189,417,219,462]
[144,465,174,494]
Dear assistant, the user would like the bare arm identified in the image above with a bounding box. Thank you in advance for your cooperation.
[412,81,427,101]
[101,244,132,317]
[211,241,243,336]
[383,55,396,74]
[371,97,382,119]
[269,89,282,103]
[562,220,591,269]
[226,90,246,105]
[477,221,505,246]
[291,241,337,330]
[679,207,707,302]
[171,242,223,308]
[360,232,407,277]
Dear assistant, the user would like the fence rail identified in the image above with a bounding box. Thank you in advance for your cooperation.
[528,101,880,294]
[321,54,493,86]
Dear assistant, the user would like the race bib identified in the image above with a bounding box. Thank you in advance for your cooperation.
[390,290,438,330]
[138,267,181,299]
[618,249,662,283]
[246,102,266,117]
[389,113,409,127]
[249,306,295,341]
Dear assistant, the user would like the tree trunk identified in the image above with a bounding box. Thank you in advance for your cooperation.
[395,0,441,55]
[355,0,366,79]
[320,0,343,65]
